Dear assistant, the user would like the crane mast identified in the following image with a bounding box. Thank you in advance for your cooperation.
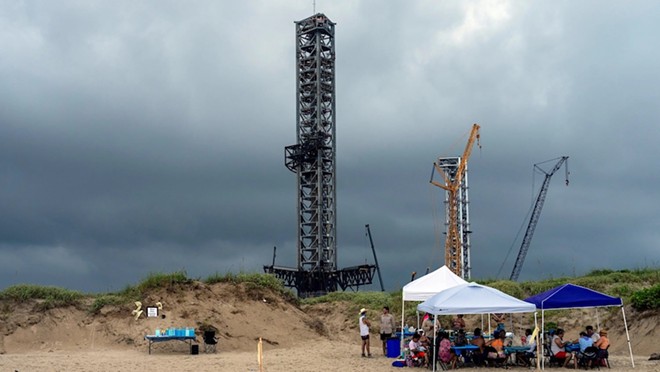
[430,124,481,278]
[509,156,569,281]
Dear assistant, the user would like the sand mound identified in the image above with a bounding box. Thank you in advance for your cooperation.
[0,281,328,354]
[1,281,658,360]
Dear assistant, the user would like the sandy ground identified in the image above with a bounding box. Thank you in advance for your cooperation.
[1,282,658,371]
[1,341,658,372]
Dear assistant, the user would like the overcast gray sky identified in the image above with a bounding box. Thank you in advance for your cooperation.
[1,1,659,293]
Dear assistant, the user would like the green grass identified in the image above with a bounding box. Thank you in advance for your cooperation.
[2,267,658,314]
[204,272,297,303]
[0,284,84,310]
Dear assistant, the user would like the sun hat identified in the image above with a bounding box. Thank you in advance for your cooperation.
[360,308,367,314]
[599,330,608,335]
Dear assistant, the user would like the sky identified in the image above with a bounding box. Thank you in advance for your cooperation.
[1,1,659,293]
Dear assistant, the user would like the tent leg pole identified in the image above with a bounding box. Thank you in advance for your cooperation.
[621,305,634,368]
[541,310,545,370]
[433,317,437,372]
[401,296,405,357]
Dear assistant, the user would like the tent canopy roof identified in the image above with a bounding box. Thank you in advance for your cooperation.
[524,283,622,310]
[417,282,537,315]
[402,265,468,301]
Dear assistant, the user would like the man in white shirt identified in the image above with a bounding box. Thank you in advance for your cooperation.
[359,308,372,357]
[379,306,396,356]
[586,326,600,343]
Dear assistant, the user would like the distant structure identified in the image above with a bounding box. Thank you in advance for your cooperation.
[264,14,375,298]
[430,124,480,280]
[433,157,473,279]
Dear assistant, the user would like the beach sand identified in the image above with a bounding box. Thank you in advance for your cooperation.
[1,282,658,371]
[1,341,658,372]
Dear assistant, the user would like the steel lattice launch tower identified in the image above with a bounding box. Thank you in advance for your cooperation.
[287,13,338,277]
[264,14,375,297]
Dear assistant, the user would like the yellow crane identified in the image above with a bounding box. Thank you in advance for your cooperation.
[430,124,481,278]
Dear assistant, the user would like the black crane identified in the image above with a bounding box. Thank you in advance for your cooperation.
[509,156,569,281]
[366,224,385,292]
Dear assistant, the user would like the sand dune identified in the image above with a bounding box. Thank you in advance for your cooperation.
[1,281,658,371]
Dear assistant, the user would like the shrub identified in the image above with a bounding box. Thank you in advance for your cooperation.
[204,272,297,304]
[486,281,523,299]
[89,294,125,314]
[630,284,660,311]
[0,284,83,306]
[137,271,190,293]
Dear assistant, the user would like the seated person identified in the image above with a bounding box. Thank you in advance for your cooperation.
[470,328,486,366]
[516,328,536,367]
[594,330,609,351]
[525,328,537,351]
[454,329,468,346]
[586,325,600,343]
[485,330,507,363]
[551,328,576,368]
[577,331,598,368]
[594,329,610,364]
[418,330,431,350]
[408,333,428,366]
[437,331,457,368]
[578,331,594,352]
[452,314,466,331]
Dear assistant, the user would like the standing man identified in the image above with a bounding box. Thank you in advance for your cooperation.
[380,306,396,356]
[359,308,372,357]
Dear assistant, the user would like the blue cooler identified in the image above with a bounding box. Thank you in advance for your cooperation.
[386,338,400,358]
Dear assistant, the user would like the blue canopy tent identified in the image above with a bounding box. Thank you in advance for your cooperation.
[524,283,634,368]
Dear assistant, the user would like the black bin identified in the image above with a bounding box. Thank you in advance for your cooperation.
[191,344,199,355]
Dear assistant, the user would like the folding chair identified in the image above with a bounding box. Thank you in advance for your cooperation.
[577,346,599,370]
[203,330,218,353]
[594,346,610,368]
[544,344,564,368]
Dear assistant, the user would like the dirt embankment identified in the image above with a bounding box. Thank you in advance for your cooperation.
[1,281,658,358]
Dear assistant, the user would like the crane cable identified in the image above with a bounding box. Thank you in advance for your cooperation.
[429,182,444,269]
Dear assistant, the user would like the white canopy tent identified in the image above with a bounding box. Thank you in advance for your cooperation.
[418,282,537,315]
[400,266,467,351]
[402,265,468,302]
[417,283,538,371]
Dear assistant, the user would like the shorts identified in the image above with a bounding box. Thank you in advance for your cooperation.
[380,333,392,341]
[361,335,370,341]
[555,351,568,358]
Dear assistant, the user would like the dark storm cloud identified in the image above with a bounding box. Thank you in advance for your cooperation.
[1,1,659,292]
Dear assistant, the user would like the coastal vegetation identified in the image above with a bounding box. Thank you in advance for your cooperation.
[1,267,658,315]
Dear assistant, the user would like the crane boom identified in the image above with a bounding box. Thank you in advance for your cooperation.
[365,224,385,291]
[430,124,481,278]
[509,156,569,281]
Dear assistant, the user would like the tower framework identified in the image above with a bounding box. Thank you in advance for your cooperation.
[264,13,375,297]
[435,157,472,279]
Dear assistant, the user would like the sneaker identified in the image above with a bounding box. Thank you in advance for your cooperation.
[361,354,366,358]
[367,354,372,358]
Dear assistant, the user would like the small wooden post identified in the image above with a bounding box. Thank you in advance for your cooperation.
[258,337,263,372]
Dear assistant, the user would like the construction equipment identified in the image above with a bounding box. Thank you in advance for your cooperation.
[509,156,569,281]
[430,124,481,278]
[264,14,376,297]
[365,224,385,291]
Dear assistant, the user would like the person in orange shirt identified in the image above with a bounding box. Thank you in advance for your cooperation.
[594,330,609,350]
[485,329,506,364]
[594,329,610,364]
